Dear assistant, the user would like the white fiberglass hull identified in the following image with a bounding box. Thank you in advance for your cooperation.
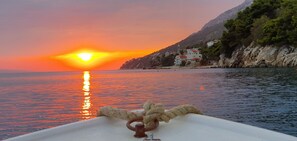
[5,114,297,141]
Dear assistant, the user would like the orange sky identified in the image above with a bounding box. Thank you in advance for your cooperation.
[0,0,244,71]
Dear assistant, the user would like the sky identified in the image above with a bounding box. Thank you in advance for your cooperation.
[0,0,244,71]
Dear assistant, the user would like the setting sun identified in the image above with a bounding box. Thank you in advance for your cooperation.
[53,48,153,70]
[78,53,93,62]
[55,49,112,70]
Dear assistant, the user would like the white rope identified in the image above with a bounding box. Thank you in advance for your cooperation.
[97,101,202,128]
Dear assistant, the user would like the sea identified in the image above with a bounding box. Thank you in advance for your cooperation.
[0,68,297,140]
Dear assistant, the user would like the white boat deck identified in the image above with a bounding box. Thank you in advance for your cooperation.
[5,114,297,141]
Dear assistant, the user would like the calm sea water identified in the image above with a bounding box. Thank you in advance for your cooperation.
[0,68,297,139]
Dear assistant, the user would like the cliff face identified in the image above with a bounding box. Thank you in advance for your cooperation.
[120,0,253,69]
[219,43,297,67]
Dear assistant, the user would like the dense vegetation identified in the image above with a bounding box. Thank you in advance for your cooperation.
[221,0,297,58]
[160,54,176,66]
[122,0,297,69]
[200,41,221,61]
[149,53,177,68]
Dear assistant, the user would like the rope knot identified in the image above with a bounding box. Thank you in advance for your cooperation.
[143,101,166,128]
[98,101,202,138]
[98,101,202,129]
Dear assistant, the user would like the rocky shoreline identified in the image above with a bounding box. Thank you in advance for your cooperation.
[121,43,297,70]
[218,43,297,68]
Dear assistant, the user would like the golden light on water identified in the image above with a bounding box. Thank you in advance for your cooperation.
[83,71,90,92]
[81,71,92,119]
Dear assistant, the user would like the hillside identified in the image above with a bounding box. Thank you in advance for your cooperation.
[219,0,297,67]
[120,0,253,69]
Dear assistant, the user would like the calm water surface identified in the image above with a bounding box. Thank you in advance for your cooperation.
[0,68,297,139]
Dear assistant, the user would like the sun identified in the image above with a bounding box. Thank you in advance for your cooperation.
[55,50,112,70]
[77,53,93,62]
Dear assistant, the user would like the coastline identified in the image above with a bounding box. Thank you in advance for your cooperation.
[145,65,218,70]
[138,64,297,70]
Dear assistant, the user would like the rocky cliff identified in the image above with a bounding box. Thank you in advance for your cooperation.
[219,43,297,68]
[120,0,253,69]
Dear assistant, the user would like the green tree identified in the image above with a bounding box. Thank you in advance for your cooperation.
[221,0,297,57]
[200,41,221,61]
[161,54,176,66]
[251,15,270,44]
[180,60,186,67]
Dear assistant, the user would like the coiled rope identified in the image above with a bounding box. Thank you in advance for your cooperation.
[97,101,202,128]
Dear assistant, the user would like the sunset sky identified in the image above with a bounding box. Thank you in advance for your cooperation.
[0,0,244,71]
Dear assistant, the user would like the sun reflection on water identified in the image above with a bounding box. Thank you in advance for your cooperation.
[81,71,92,119]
